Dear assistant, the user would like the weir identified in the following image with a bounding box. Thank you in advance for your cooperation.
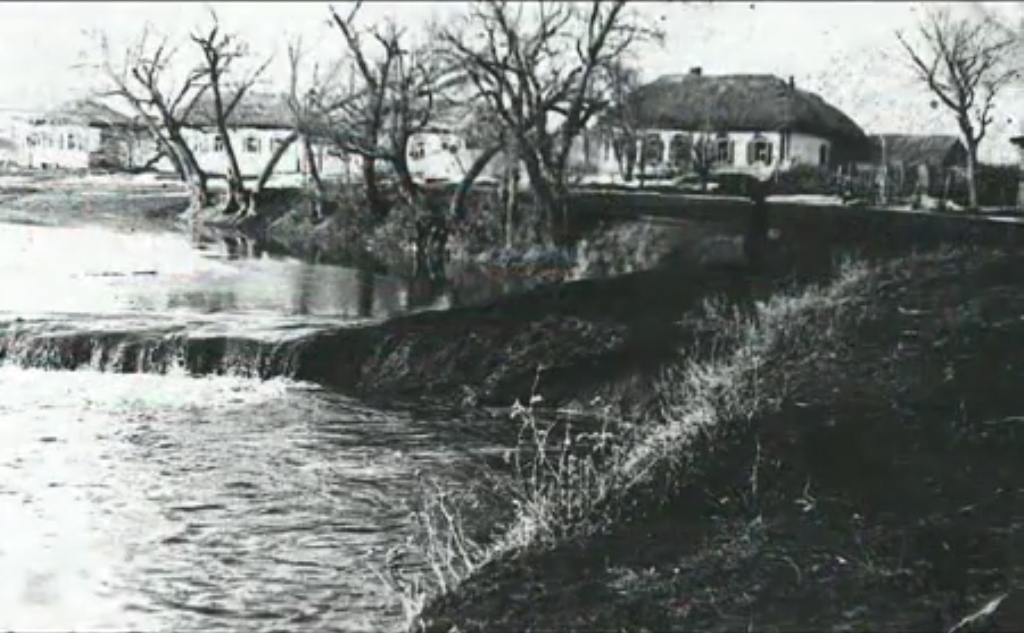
[0,318,329,381]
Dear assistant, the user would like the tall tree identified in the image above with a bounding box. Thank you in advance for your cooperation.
[438,0,662,246]
[317,2,441,219]
[190,12,272,216]
[87,25,212,209]
[896,7,1018,210]
[601,61,641,182]
[252,36,333,220]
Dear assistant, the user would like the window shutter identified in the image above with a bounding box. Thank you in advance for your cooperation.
[766,142,774,164]
[728,141,735,165]
[747,142,755,165]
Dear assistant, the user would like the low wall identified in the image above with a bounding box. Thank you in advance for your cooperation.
[570,191,1024,254]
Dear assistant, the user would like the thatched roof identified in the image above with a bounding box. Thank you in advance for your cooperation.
[870,134,967,167]
[184,92,295,130]
[31,99,140,129]
[614,73,868,146]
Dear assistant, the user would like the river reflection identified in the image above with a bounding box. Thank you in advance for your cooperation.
[0,222,451,320]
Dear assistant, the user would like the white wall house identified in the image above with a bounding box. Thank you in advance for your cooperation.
[407,128,474,182]
[175,93,354,182]
[574,69,871,182]
[176,126,354,180]
[177,94,483,185]
[3,100,150,171]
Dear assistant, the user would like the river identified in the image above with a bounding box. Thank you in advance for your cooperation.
[0,217,504,632]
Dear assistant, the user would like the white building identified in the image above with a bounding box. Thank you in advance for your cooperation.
[2,100,151,171]
[175,93,352,181]
[176,93,489,185]
[574,68,872,181]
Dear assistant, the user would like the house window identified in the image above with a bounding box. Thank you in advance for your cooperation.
[244,136,261,154]
[214,135,225,152]
[67,133,78,151]
[748,134,773,165]
[669,133,692,167]
[409,138,426,160]
[641,133,664,166]
[440,137,459,154]
[819,143,829,167]
[714,133,734,165]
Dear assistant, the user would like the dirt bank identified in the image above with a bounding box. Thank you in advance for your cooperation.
[412,245,1024,633]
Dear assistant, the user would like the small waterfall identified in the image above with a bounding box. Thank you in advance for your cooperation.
[0,318,314,381]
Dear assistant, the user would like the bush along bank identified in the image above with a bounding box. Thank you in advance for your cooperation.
[180,181,708,285]
[377,244,1024,633]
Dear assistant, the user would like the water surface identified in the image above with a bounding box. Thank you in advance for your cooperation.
[0,218,503,632]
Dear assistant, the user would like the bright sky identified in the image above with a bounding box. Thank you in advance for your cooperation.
[0,1,1021,163]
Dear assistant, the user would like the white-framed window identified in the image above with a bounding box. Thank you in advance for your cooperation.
[641,133,664,166]
[440,136,459,154]
[67,133,78,151]
[669,133,692,167]
[715,133,734,165]
[244,136,261,154]
[214,135,225,153]
[409,137,426,160]
[748,133,773,165]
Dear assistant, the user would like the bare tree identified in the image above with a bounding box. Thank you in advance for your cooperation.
[317,2,440,220]
[691,127,717,192]
[438,0,662,246]
[251,36,333,220]
[87,25,211,209]
[897,7,1018,210]
[602,61,641,182]
[190,12,272,216]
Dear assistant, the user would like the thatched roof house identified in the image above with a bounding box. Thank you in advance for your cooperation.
[869,134,967,168]
[599,69,872,169]
[623,72,867,143]
[31,99,143,130]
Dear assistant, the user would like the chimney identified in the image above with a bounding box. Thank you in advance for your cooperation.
[788,76,795,90]
[690,66,702,77]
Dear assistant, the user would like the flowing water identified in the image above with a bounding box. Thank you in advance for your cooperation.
[0,218,504,632]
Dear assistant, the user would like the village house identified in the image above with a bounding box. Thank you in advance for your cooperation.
[8,100,151,171]
[177,93,350,181]
[576,68,872,182]
[177,92,481,185]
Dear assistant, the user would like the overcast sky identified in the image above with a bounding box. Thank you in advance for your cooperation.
[0,1,1021,162]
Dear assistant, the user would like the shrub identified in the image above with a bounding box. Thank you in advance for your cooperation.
[770,164,840,196]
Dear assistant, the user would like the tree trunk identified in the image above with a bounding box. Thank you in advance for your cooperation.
[217,130,246,210]
[188,175,209,210]
[744,178,770,270]
[391,151,421,205]
[361,156,386,219]
[255,130,299,194]
[450,145,502,220]
[504,154,520,249]
[966,143,979,212]
[520,151,557,246]
[301,135,326,221]
[170,135,209,212]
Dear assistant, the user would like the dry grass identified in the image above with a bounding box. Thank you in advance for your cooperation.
[372,254,904,632]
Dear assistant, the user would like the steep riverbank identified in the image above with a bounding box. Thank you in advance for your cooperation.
[409,244,1024,632]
